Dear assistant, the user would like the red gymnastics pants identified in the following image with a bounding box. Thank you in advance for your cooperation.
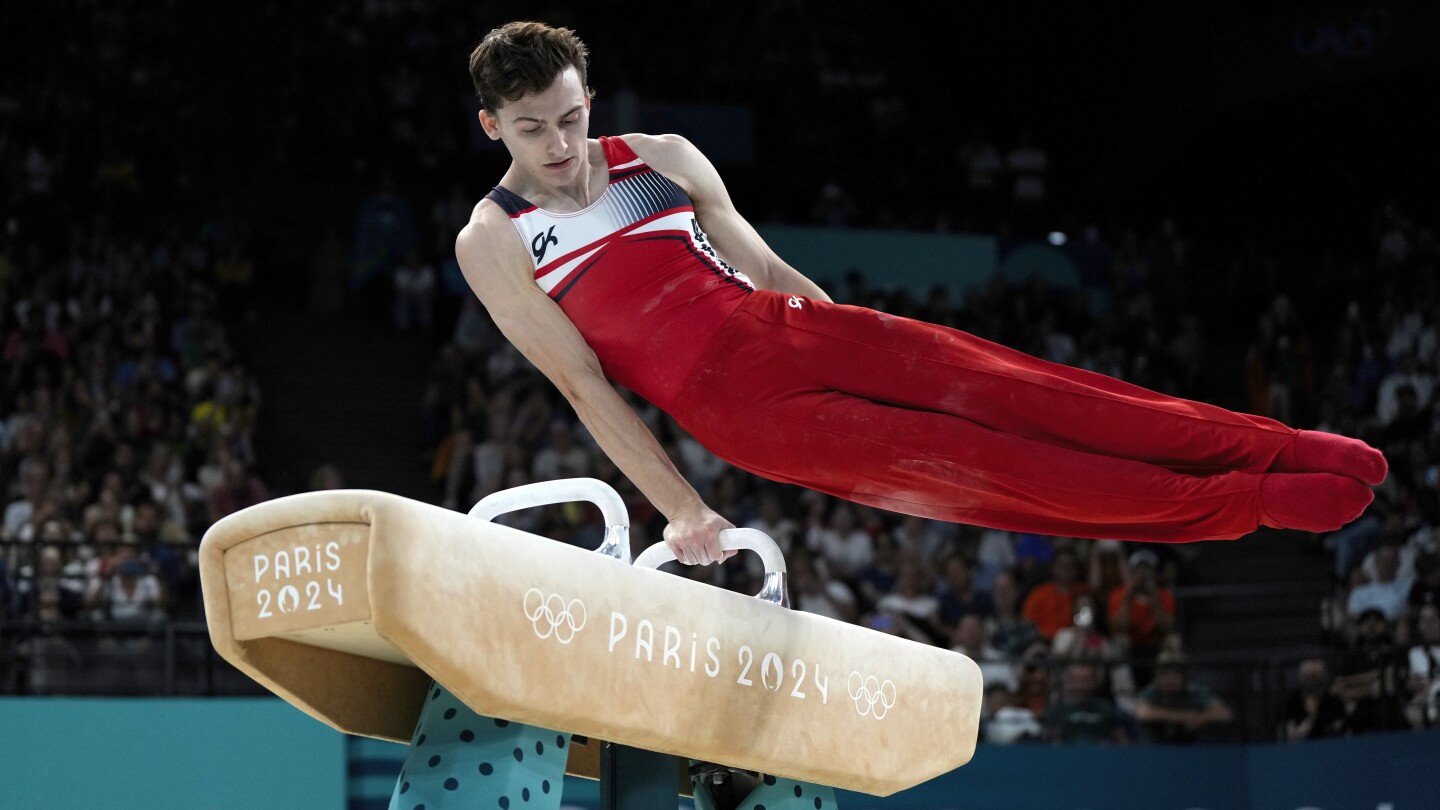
[668,290,1318,543]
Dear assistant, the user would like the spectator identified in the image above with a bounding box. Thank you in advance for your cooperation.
[888,514,951,567]
[988,569,1041,658]
[392,248,436,335]
[790,554,857,623]
[1333,608,1399,733]
[1108,549,1176,680]
[1282,658,1349,740]
[951,612,1017,690]
[1134,656,1233,743]
[1403,603,1440,728]
[1045,661,1127,745]
[1022,548,1088,640]
[982,682,1043,745]
[1347,542,1414,622]
[1410,551,1440,615]
[14,546,85,621]
[1087,540,1127,602]
[744,490,800,557]
[206,459,269,523]
[876,561,944,644]
[936,555,994,625]
[975,527,1017,590]
[806,501,873,580]
[2,460,48,540]
[1375,351,1433,427]
[531,420,591,482]
[1051,592,1117,663]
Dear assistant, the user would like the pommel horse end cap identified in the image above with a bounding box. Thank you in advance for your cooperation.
[198,480,983,797]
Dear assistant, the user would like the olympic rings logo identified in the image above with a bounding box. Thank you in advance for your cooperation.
[522,588,587,644]
[847,671,897,719]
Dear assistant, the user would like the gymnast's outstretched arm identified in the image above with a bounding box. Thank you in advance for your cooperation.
[626,133,834,303]
[456,201,734,565]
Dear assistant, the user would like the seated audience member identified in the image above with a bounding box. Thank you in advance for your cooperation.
[1022,548,1088,640]
[1087,539,1127,599]
[1107,549,1176,675]
[789,555,857,623]
[1052,591,1137,709]
[852,537,900,608]
[876,561,944,644]
[1283,658,1349,740]
[983,682,1044,744]
[14,546,85,621]
[1014,640,1053,717]
[1403,603,1440,728]
[806,502,874,581]
[206,459,269,523]
[1346,542,1414,622]
[1332,608,1399,733]
[1409,551,1440,615]
[951,612,1018,690]
[1134,656,1233,743]
[988,570,1041,657]
[1051,592,1115,662]
[744,490,800,556]
[1045,661,1127,745]
[936,555,994,625]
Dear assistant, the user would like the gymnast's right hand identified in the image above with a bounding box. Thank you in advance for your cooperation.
[662,504,737,565]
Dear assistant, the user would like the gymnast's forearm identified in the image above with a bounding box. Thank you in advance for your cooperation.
[560,371,706,519]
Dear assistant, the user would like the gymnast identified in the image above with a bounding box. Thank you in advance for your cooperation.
[456,21,1386,569]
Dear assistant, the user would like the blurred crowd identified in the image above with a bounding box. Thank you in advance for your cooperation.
[1,0,269,691]
[3,0,1437,746]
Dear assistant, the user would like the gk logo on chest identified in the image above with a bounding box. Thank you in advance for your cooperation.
[532,225,559,263]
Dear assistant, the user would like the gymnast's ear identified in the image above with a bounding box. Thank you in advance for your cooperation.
[478,108,502,141]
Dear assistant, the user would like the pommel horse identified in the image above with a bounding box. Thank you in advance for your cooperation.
[199,478,981,808]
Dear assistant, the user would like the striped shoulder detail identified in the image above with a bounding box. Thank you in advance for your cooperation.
[600,135,640,170]
[484,186,534,217]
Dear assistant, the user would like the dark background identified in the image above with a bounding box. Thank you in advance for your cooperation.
[8,2,1437,263]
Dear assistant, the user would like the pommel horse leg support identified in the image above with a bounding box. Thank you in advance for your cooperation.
[389,683,570,809]
[394,681,837,809]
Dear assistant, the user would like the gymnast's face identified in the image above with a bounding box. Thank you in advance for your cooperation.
[479,67,592,186]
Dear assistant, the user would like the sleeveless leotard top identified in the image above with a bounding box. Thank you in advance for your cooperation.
[484,136,754,409]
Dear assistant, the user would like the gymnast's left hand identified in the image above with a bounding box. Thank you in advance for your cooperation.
[662,504,738,566]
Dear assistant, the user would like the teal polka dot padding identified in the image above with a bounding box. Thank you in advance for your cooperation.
[389,681,569,810]
[691,771,839,810]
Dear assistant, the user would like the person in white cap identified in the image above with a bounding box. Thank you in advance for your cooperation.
[1108,548,1176,683]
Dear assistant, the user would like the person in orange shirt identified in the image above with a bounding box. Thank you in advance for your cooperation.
[1108,549,1176,679]
[1022,548,1089,639]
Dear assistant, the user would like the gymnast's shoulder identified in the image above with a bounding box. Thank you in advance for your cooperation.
[616,132,708,173]
[454,199,529,282]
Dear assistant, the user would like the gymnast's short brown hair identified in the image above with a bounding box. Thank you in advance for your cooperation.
[468,21,592,112]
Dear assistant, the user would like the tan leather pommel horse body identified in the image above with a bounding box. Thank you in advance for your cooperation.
[198,479,983,797]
